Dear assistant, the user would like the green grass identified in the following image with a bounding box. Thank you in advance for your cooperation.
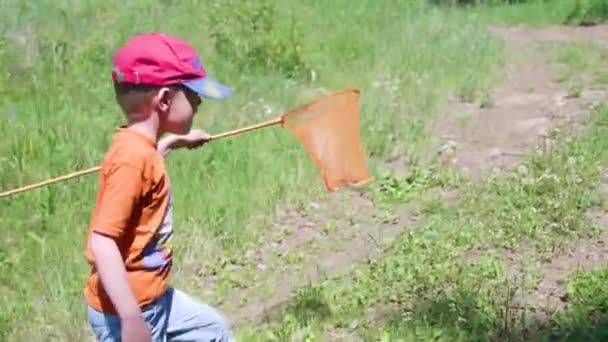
[549,40,608,89]
[538,267,608,340]
[0,1,508,340]
[238,103,608,341]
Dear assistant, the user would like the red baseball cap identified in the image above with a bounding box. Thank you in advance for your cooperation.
[111,32,232,100]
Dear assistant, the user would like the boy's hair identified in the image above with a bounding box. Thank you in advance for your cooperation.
[113,82,182,115]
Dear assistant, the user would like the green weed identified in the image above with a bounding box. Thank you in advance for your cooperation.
[537,267,608,340]
[549,40,608,87]
[375,165,463,205]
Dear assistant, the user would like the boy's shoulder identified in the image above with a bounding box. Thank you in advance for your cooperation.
[100,127,166,180]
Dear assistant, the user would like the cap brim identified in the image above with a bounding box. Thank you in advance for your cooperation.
[183,76,232,100]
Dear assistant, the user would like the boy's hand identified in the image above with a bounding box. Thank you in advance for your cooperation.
[121,315,151,342]
[178,129,212,149]
[158,129,211,156]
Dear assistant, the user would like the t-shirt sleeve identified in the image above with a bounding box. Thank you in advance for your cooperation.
[90,162,144,239]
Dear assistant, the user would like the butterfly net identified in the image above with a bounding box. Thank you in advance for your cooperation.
[281,89,373,192]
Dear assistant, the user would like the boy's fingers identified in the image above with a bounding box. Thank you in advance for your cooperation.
[192,129,210,140]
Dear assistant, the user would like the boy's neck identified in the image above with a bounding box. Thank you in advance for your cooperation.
[125,111,163,142]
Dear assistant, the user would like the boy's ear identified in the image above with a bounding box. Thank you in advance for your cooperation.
[155,87,174,112]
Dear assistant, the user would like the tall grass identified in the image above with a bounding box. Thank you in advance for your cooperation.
[0,0,508,340]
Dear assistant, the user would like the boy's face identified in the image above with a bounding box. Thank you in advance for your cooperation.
[160,86,202,135]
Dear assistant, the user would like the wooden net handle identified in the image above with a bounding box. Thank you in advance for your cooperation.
[0,117,283,199]
[209,117,282,140]
[0,166,101,199]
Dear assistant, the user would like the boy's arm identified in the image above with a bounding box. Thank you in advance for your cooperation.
[89,232,141,319]
[157,134,181,157]
[88,162,145,319]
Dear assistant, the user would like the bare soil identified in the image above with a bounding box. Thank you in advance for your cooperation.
[434,25,608,180]
[220,189,421,328]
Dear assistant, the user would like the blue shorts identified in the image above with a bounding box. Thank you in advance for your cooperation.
[87,287,234,342]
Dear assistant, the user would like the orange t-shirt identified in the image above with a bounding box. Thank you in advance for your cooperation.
[84,127,174,314]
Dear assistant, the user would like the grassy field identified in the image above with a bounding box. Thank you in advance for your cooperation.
[1,0,607,341]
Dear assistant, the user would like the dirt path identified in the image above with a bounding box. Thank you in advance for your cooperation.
[434,25,608,180]
[215,24,608,330]
[222,192,417,327]
[435,24,608,337]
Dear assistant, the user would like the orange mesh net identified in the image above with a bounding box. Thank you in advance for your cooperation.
[281,89,373,192]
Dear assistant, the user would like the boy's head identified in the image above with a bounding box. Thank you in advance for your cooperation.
[111,32,231,135]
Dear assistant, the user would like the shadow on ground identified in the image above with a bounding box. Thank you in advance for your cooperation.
[253,271,608,341]
[367,279,608,342]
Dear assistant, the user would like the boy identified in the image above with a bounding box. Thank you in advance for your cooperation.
[84,32,234,342]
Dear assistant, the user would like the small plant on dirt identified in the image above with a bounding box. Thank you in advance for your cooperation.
[457,75,480,103]
[322,221,337,236]
[375,165,462,205]
[480,90,495,109]
[566,82,583,98]
[286,286,333,326]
